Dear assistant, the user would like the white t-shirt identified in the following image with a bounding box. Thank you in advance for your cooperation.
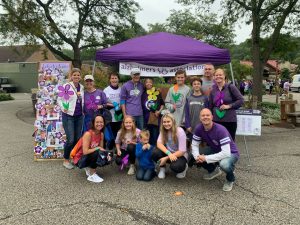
[283,82,290,90]
[103,86,121,122]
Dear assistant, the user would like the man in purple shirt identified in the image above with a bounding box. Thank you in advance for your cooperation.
[120,68,144,129]
[191,108,240,192]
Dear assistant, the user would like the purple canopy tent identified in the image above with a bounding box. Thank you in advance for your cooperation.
[94,32,235,82]
[95,32,231,66]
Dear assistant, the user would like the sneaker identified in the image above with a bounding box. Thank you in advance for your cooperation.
[63,161,74,170]
[127,164,136,175]
[223,181,234,192]
[84,167,91,176]
[158,167,166,179]
[176,164,188,179]
[87,173,104,183]
[203,167,222,180]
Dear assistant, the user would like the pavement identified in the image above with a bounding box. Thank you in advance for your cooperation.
[0,93,299,225]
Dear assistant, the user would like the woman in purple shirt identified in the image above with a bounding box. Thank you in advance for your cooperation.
[83,75,108,131]
[209,69,244,140]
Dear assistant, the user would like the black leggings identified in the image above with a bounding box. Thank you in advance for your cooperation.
[115,144,136,165]
[215,121,237,141]
[151,148,187,173]
[85,151,98,169]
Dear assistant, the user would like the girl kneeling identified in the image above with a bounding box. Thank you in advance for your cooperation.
[115,115,140,175]
[152,113,188,179]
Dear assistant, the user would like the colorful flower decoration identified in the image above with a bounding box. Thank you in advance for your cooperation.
[147,87,159,101]
[57,84,74,101]
[171,84,181,103]
[44,99,52,105]
[85,95,98,110]
[47,85,54,92]
[55,132,62,139]
[35,102,43,110]
[39,81,45,87]
[34,146,42,154]
[53,104,61,113]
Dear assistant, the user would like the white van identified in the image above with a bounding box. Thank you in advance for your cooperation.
[290,74,300,92]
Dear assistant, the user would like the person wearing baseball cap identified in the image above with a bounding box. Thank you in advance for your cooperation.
[83,74,108,131]
[120,67,144,130]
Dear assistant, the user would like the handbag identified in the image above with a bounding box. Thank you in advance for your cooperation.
[98,108,112,124]
[96,151,112,167]
[148,112,159,126]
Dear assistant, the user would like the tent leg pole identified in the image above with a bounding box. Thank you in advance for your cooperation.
[92,61,96,76]
[229,63,235,86]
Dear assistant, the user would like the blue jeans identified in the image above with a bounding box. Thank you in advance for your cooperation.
[136,167,156,181]
[197,146,238,182]
[133,115,144,130]
[145,124,159,146]
[62,113,83,160]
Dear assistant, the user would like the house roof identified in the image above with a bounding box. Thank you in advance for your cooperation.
[240,60,280,72]
[0,45,41,63]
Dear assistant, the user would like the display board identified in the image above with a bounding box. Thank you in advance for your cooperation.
[236,109,261,136]
[33,62,72,161]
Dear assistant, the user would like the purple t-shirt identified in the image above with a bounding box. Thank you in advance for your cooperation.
[193,123,239,157]
[73,85,83,116]
[120,80,144,116]
[84,89,107,118]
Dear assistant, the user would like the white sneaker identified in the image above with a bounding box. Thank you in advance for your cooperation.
[176,164,188,179]
[84,167,91,176]
[63,161,74,170]
[158,167,166,179]
[87,173,104,183]
[127,164,136,175]
[223,181,234,192]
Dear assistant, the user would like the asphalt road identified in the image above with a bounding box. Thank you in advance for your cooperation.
[0,93,299,225]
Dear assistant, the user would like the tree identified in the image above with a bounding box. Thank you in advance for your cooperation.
[178,0,300,102]
[0,0,140,67]
[148,9,235,48]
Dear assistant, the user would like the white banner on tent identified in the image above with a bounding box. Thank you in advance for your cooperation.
[119,62,204,77]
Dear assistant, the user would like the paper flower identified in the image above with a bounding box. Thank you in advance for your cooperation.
[215,91,224,107]
[35,102,43,110]
[34,146,42,154]
[54,105,61,113]
[55,132,62,139]
[120,154,129,171]
[147,87,159,101]
[39,81,45,87]
[86,95,98,110]
[44,99,51,105]
[57,84,74,101]
[47,85,54,92]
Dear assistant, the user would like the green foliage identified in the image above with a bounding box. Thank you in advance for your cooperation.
[0,0,141,67]
[0,93,14,101]
[223,59,253,81]
[281,68,291,80]
[178,0,300,102]
[259,102,280,121]
[148,9,235,48]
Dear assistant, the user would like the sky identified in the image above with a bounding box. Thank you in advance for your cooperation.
[135,0,252,44]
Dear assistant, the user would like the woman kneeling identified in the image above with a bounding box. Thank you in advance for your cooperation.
[74,115,111,183]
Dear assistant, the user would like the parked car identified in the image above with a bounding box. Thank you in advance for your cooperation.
[290,74,300,92]
[0,77,17,93]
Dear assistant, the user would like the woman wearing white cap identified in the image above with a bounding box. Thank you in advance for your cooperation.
[83,75,108,131]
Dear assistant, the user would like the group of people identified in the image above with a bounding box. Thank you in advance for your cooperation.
[57,63,244,192]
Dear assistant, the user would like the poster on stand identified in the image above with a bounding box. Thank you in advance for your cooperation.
[33,61,72,161]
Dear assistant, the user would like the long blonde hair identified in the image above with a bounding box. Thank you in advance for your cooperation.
[119,115,137,141]
[160,113,178,145]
